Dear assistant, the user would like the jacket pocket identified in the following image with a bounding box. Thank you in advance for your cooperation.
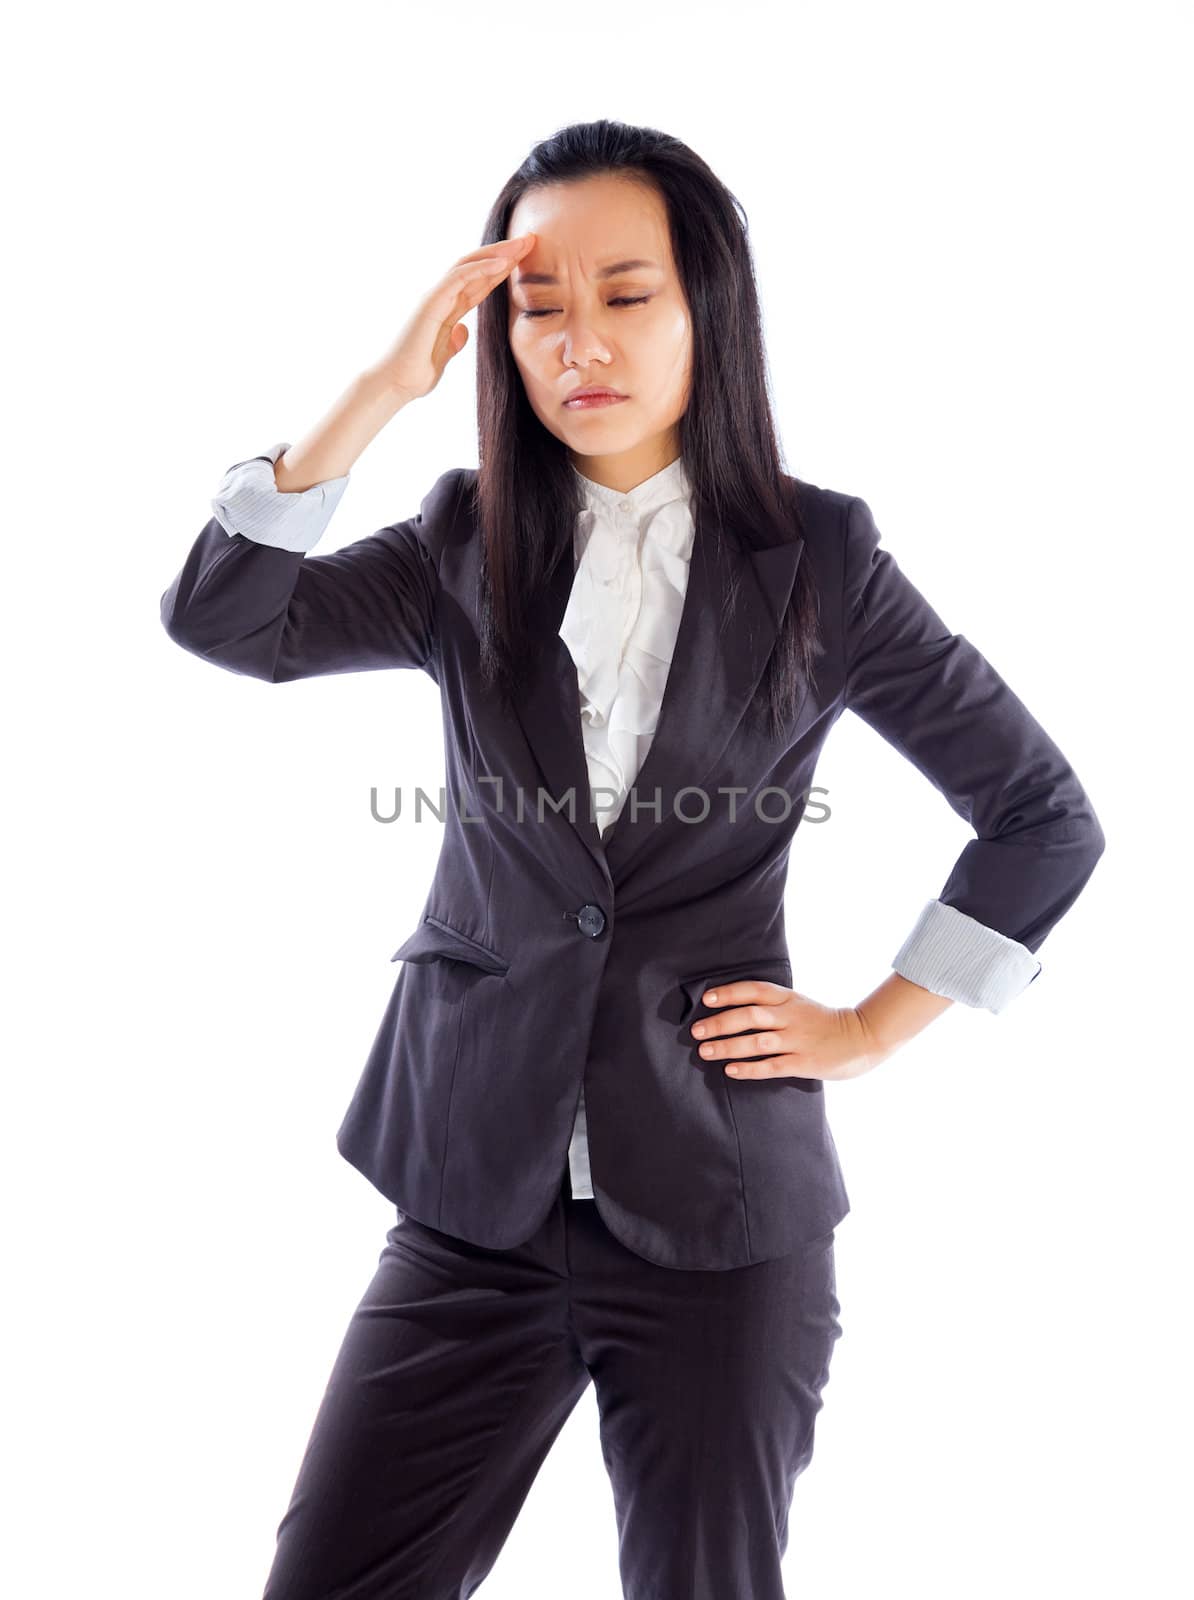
[676,955,793,1022]
[390,914,510,976]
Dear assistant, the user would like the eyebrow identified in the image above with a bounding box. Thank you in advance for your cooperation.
[514,258,662,286]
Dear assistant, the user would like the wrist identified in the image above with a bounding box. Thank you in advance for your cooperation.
[357,364,417,413]
[847,1004,896,1070]
[855,972,955,1061]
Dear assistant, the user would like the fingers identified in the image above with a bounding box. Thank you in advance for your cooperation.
[689,998,803,1079]
[694,1025,786,1063]
[450,234,536,295]
[373,234,536,401]
[455,233,536,271]
[687,979,834,1081]
[723,1055,808,1079]
[423,241,533,334]
[695,979,790,1018]
[689,981,790,1067]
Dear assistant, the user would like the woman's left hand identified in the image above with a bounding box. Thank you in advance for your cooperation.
[690,978,888,1081]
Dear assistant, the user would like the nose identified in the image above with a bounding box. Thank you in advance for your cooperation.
[562,318,612,367]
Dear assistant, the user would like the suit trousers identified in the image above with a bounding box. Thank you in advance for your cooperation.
[259,1165,843,1600]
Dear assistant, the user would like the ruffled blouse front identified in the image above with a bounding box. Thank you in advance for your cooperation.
[558,455,696,840]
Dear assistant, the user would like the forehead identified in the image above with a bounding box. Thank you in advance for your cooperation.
[508,177,672,284]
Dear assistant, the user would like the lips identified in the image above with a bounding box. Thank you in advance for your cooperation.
[564,388,629,410]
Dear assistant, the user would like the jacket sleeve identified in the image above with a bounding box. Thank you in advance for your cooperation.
[841,493,1105,1013]
[159,444,455,683]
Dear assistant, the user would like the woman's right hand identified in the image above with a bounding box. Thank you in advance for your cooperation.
[366,234,537,405]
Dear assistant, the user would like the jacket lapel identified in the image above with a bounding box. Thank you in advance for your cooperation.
[509,529,609,870]
[509,510,805,884]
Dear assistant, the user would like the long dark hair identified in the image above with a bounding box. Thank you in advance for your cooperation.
[473,118,822,740]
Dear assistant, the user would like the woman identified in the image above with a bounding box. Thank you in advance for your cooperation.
[161,120,1105,1600]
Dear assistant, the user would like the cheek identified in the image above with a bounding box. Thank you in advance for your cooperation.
[509,327,549,380]
[507,337,536,388]
[667,314,694,371]
[642,320,692,392]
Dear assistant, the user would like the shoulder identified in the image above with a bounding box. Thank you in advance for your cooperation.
[784,472,862,532]
[375,466,477,572]
[419,465,477,536]
[782,473,871,595]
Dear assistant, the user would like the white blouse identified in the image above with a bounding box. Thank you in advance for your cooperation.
[560,457,696,839]
[210,445,1043,1204]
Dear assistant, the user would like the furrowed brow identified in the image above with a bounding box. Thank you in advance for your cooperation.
[515,258,662,286]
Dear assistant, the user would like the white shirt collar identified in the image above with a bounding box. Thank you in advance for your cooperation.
[571,455,693,529]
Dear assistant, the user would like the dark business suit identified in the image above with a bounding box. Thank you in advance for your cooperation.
[160,465,1103,1597]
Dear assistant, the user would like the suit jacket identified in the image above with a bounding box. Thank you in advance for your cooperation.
[160,467,1105,1270]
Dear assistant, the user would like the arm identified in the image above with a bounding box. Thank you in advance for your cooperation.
[841,493,1106,1024]
[204,366,419,553]
[160,376,458,682]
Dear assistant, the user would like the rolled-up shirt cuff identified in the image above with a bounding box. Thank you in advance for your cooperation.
[210,440,349,553]
[891,898,1042,1014]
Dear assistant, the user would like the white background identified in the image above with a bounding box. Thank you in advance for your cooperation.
[4,1,1190,1596]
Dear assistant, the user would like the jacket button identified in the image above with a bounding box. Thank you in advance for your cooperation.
[575,903,606,938]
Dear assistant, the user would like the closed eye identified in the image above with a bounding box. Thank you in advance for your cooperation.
[520,295,652,320]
